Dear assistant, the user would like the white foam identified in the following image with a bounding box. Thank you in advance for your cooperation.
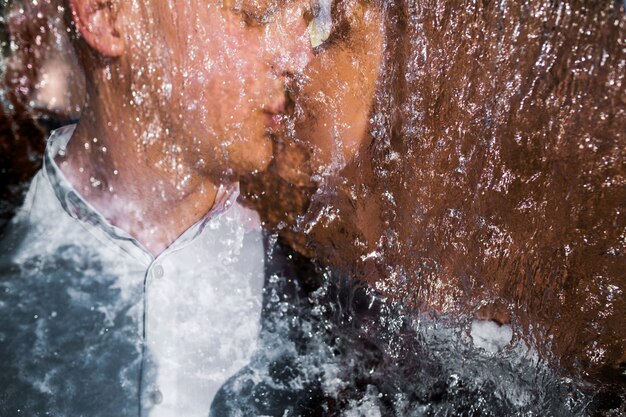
[470,319,513,353]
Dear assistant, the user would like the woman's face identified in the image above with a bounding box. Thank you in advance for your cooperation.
[272,0,385,181]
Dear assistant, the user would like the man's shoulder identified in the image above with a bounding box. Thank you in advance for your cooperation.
[0,168,92,265]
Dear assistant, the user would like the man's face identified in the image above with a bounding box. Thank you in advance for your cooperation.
[120,0,314,178]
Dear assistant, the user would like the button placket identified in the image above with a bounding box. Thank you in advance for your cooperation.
[143,261,165,412]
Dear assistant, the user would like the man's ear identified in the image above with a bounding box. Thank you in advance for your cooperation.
[69,0,124,57]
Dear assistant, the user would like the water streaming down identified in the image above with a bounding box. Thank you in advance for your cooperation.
[1,0,625,416]
[243,0,626,412]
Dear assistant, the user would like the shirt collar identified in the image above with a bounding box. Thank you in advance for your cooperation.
[43,124,239,264]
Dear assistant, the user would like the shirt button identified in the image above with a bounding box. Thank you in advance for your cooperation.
[149,389,163,405]
[152,265,164,279]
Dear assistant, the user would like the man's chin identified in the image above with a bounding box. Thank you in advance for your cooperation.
[198,136,272,176]
[228,141,274,178]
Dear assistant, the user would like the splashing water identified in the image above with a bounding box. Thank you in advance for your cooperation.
[1,0,625,415]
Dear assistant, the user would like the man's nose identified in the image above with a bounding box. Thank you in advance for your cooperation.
[264,4,315,76]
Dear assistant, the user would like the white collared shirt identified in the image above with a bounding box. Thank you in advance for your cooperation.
[3,125,265,417]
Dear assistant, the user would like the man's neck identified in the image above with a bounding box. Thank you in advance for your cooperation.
[56,108,220,257]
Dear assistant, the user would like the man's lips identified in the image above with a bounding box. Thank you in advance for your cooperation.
[263,95,288,129]
[263,111,283,129]
[263,88,296,133]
